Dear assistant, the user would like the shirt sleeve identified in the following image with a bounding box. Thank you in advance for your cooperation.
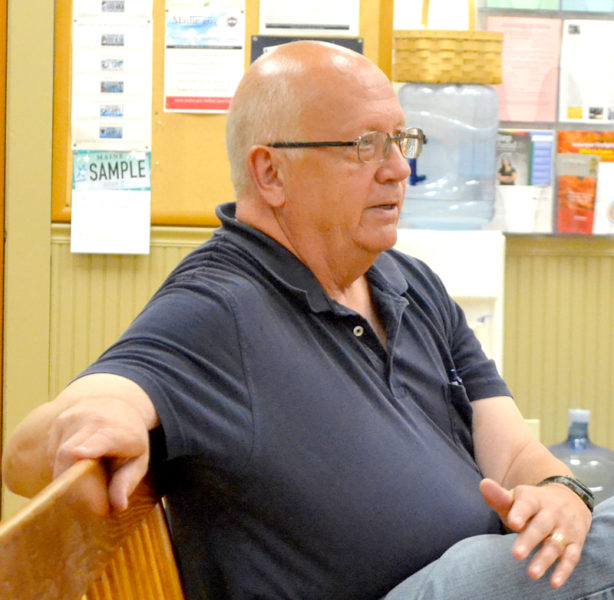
[79,273,254,471]
[444,285,511,402]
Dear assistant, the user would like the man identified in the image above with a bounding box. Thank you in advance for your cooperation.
[4,41,613,599]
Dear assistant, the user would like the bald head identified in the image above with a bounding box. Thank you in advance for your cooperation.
[225,41,392,197]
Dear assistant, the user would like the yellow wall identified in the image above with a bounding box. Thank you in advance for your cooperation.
[505,235,614,448]
[1,0,54,518]
[48,226,213,396]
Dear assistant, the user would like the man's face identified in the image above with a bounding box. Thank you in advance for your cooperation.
[274,63,411,262]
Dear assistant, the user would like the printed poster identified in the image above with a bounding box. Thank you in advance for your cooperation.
[164,0,246,113]
[559,20,614,124]
[259,0,359,37]
[71,5,153,150]
[486,16,561,123]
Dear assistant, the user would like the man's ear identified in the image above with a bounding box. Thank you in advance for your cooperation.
[246,145,286,208]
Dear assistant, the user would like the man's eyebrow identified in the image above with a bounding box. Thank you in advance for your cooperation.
[361,124,407,134]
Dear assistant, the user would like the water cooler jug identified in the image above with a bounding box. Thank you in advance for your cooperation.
[398,83,499,229]
[549,408,614,505]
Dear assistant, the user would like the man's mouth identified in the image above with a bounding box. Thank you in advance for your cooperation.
[371,202,398,211]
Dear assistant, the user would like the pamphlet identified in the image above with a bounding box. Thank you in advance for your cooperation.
[558,130,614,234]
[497,131,532,186]
[487,130,554,233]
[556,153,599,234]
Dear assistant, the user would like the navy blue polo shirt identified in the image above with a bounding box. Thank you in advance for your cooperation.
[82,202,510,600]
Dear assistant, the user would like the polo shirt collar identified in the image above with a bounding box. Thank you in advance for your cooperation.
[215,202,409,312]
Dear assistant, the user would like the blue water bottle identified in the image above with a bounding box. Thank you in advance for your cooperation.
[549,408,614,505]
[398,83,498,229]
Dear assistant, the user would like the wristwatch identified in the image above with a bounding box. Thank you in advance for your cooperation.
[537,475,595,512]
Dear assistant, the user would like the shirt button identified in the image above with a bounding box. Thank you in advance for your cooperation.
[353,325,364,337]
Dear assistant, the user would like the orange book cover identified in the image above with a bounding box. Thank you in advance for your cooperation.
[556,130,614,233]
[556,153,599,234]
[557,174,597,233]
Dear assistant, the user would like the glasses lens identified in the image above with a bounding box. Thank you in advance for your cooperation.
[356,129,423,163]
[357,131,385,163]
[403,128,423,159]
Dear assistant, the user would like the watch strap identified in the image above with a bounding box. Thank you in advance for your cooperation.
[537,475,594,512]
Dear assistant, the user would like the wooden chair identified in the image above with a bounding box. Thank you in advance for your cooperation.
[0,458,185,600]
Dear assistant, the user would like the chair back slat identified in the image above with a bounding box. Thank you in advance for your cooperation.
[0,459,185,600]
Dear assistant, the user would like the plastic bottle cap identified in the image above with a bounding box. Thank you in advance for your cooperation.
[568,408,590,424]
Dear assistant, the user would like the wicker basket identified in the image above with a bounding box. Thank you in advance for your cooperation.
[392,29,503,84]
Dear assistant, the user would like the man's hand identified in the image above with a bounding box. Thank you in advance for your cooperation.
[49,395,152,511]
[480,477,592,588]
[3,373,159,512]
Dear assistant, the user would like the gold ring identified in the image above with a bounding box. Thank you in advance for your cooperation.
[550,532,567,547]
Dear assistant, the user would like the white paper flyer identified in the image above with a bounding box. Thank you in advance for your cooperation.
[559,20,614,124]
[71,150,152,254]
[164,0,246,113]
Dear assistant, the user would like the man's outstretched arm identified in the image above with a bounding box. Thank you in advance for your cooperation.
[2,372,160,511]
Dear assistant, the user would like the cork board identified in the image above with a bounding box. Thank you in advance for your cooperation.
[51,0,392,226]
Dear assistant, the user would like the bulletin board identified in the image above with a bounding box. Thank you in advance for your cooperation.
[51,0,393,226]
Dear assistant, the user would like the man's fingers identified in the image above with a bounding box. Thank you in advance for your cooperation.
[526,535,582,588]
[52,428,100,478]
[525,534,565,579]
[549,542,582,588]
[53,427,149,511]
[479,478,514,519]
[505,484,551,535]
[108,454,150,512]
[511,497,557,560]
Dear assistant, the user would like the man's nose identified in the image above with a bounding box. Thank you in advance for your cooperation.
[384,141,412,181]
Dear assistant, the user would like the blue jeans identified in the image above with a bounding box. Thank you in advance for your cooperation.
[382,496,614,600]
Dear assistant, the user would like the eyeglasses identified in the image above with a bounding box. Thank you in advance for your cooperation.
[267,127,424,164]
